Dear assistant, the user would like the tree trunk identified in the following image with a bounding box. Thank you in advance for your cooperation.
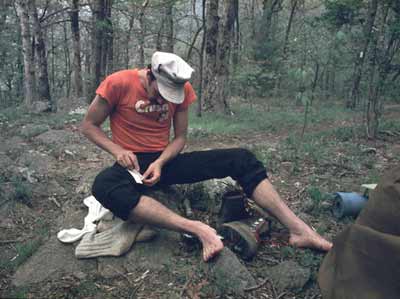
[63,21,71,98]
[215,0,236,112]
[90,0,111,98]
[51,25,55,93]
[282,0,297,60]
[348,0,378,109]
[30,0,52,110]
[15,0,36,108]
[255,0,283,58]
[91,0,103,97]
[15,16,24,99]
[202,0,220,112]
[276,0,298,90]
[311,61,319,104]
[70,0,83,97]
[197,0,206,117]
[155,19,164,50]
[367,3,398,138]
[138,0,149,68]
[103,0,113,75]
[232,0,239,65]
[164,0,174,52]
[125,11,134,68]
[202,0,235,114]
[250,0,256,41]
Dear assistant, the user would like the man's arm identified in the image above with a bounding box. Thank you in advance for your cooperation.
[142,108,189,185]
[81,95,140,171]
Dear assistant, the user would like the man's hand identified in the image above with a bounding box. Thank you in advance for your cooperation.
[114,149,140,171]
[142,161,163,186]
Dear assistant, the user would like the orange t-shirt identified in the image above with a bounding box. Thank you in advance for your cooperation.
[96,69,197,153]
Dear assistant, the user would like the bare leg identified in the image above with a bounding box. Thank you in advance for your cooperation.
[129,195,224,261]
[252,179,332,251]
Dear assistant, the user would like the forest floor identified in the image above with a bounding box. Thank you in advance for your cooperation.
[0,97,400,299]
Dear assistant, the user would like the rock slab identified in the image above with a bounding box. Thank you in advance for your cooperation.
[267,260,311,292]
[208,247,257,296]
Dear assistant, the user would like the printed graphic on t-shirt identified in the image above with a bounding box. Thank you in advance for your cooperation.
[135,99,169,122]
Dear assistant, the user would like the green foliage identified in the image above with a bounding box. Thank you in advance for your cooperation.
[305,185,330,213]
[12,239,42,268]
[297,249,323,268]
[322,0,364,27]
[0,3,24,108]
[67,280,99,298]
[6,287,29,299]
[336,30,347,41]
[388,13,400,38]
[251,146,279,173]
[332,126,357,141]
[307,185,323,203]
[288,67,314,87]
[380,118,400,132]
[281,246,296,259]
[11,176,32,207]
[231,65,275,98]
[189,99,352,137]
[0,222,48,272]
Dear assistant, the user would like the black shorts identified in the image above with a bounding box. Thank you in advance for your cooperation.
[92,148,268,220]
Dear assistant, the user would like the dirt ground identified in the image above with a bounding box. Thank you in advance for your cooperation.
[0,103,399,299]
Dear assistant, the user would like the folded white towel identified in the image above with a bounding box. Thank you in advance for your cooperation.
[57,195,112,243]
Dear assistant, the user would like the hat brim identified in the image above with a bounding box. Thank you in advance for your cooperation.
[153,71,185,104]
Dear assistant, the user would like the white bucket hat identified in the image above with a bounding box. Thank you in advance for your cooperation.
[151,51,194,104]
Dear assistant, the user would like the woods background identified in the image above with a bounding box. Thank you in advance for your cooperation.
[1,0,400,137]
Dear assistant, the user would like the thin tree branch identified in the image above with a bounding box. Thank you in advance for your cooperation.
[40,7,71,24]
[186,25,204,60]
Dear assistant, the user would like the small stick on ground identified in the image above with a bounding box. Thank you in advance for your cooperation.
[179,272,195,297]
[269,279,278,299]
[49,197,61,208]
[277,292,287,299]
[244,278,269,292]
[106,265,135,285]
[0,239,22,245]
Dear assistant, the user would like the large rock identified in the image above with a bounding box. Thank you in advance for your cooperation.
[176,177,238,212]
[266,260,311,292]
[16,150,58,182]
[0,152,14,178]
[31,101,50,114]
[35,129,80,148]
[207,247,257,296]
[97,228,181,278]
[32,179,67,198]
[89,187,194,275]
[200,177,238,201]
[57,96,88,113]
[12,235,97,287]
[12,200,98,287]
[74,169,104,197]
[0,136,28,160]
[10,181,254,289]
[20,124,49,138]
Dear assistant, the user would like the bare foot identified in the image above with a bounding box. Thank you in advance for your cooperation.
[194,222,224,261]
[289,227,332,251]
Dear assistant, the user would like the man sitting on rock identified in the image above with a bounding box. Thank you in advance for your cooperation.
[80,51,332,261]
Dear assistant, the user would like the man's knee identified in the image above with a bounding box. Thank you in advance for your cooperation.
[92,167,114,198]
[228,148,262,172]
[92,166,141,221]
[233,148,256,161]
[228,148,268,197]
